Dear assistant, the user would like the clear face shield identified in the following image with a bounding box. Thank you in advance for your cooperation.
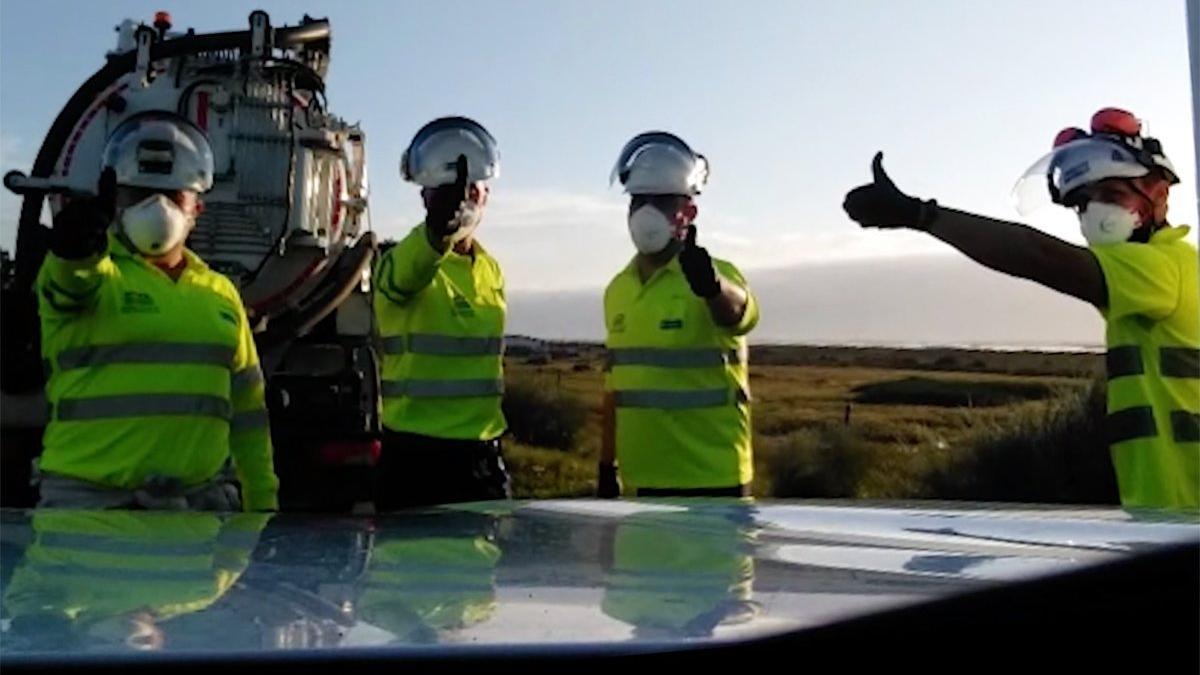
[1011,136,1163,216]
[401,117,500,188]
[609,131,709,196]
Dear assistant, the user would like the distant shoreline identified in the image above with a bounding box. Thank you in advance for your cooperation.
[507,335,1103,353]
[505,337,1103,378]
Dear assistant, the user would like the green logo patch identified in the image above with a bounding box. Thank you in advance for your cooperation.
[121,291,159,314]
[218,309,238,326]
[660,318,683,330]
[451,294,475,317]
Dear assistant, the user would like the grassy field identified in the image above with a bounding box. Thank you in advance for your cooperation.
[501,344,1117,504]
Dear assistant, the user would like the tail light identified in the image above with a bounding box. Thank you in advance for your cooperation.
[318,440,380,467]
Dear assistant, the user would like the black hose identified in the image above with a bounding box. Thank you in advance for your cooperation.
[258,232,376,351]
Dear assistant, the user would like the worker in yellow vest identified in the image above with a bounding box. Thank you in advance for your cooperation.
[3,509,269,652]
[372,117,510,510]
[357,508,501,643]
[844,107,1198,509]
[35,111,277,511]
[600,506,758,639]
[599,132,760,498]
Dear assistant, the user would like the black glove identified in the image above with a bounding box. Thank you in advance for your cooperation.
[679,225,721,299]
[597,461,620,499]
[49,168,115,260]
[424,154,470,242]
[843,152,939,230]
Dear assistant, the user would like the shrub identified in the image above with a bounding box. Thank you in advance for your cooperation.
[502,375,587,451]
[853,376,1055,408]
[922,378,1118,504]
[758,425,875,498]
[504,442,594,498]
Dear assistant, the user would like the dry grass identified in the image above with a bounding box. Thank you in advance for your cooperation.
[499,347,1109,504]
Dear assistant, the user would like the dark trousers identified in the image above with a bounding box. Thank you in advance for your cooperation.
[374,431,511,512]
[635,484,751,498]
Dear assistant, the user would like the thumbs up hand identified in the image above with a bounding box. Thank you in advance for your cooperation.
[843,152,939,230]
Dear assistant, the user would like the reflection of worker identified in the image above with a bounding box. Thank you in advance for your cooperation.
[601,505,758,639]
[372,117,510,510]
[2,510,269,652]
[35,111,277,511]
[844,108,1198,509]
[357,510,501,643]
[599,132,760,498]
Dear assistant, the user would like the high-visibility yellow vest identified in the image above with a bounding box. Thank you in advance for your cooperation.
[602,509,755,636]
[359,531,500,637]
[604,254,759,490]
[373,223,507,441]
[3,510,269,625]
[1090,225,1200,509]
[36,233,277,511]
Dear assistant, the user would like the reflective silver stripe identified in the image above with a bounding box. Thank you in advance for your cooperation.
[381,337,407,355]
[362,581,495,593]
[35,563,214,583]
[40,532,214,556]
[1161,348,1200,379]
[231,366,265,390]
[1171,411,1200,443]
[381,334,504,356]
[1105,346,1143,379]
[613,388,731,409]
[410,333,503,356]
[58,343,235,371]
[55,394,231,421]
[608,348,739,368]
[230,409,270,432]
[381,378,504,398]
[1107,406,1158,445]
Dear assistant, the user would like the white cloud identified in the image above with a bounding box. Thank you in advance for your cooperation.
[473,189,951,290]
[468,189,959,290]
[476,189,631,291]
[0,133,37,252]
[485,189,626,231]
[508,254,1106,347]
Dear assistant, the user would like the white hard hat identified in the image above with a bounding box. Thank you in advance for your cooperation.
[101,111,215,193]
[401,116,499,188]
[1013,109,1179,216]
[610,131,709,196]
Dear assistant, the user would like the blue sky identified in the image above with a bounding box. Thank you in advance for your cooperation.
[1,1,1196,344]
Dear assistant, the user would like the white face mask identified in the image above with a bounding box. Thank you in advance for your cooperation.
[450,201,483,245]
[628,205,676,254]
[1079,201,1140,246]
[119,194,192,257]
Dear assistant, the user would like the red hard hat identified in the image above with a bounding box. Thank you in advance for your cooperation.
[1053,127,1088,148]
[1090,108,1141,137]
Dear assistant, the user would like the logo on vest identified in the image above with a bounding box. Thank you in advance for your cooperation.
[218,308,238,326]
[121,291,159,314]
[660,318,683,330]
[611,314,626,334]
[451,293,475,317]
